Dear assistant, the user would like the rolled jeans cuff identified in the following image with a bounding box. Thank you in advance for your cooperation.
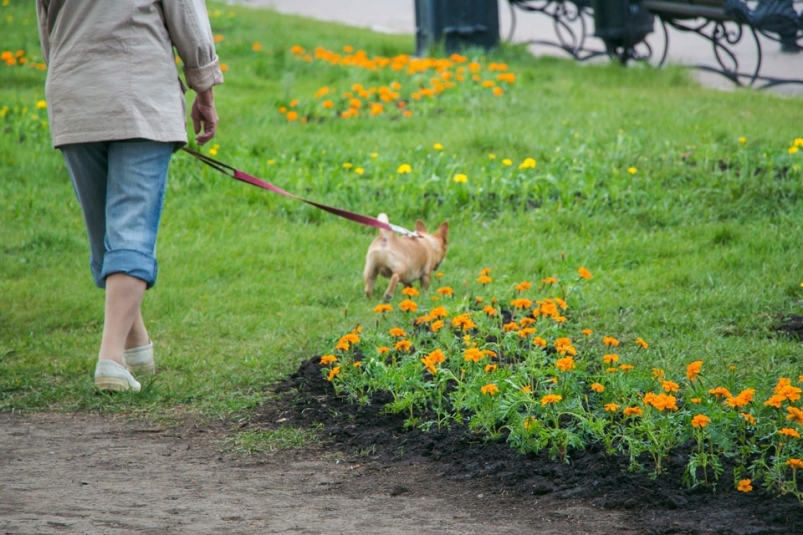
[97,249,158,289]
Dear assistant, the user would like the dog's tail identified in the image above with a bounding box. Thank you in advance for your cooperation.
[377,213,394,240]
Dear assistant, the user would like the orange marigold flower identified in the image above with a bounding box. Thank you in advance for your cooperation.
[485,363,498,373]
[590,383,605,393]
[416,314,433,325]
[518,327,537,338]
[786,458,803,470]
[619,364,634,372]
[402,286,419,297]
[540,394,562,406]
[740,412,757,425]
[686,360,703,382]
[737,479,753,492]
[480,267,492,276]
[451,313,476,331]
[606,367,619,374]
[520,317,536,327]
[463,347,484,363]
[373,303,393,313]
[556,356,576,372]
[522,385,532,393]
[430,305,449,318]
[388,328,406,337]
[581,328,593,336]
[691,414,711,428]
[554,337,576,356]
[779,427,801,439]
[690,398,702,404]
[431,320,445,332]
[481,383,500,396]
[635,337,649,349]
[774,377,802,402]
[511,298,532,309]
[787,406,803,425]
[604,403,619,412]
[603,354,619,364]
[578,267,593,280]
[477,275,492,284]
[437,286,454,296]
[319,355,338,365]
[661,381,680,393]
[503,321,519,332]
[652,367,665,379]
[725,388,755,409]
[603,336,619,347]
[644,392,678,411]
[483,305,497,316]
[623,406,642,417]
[515,281,532,292]
[399,299,418,312]
[286,111,299,121]
[532,337,547,348]
[335,340,350,351]
[765,395,785,409]
[353,361,362,367]
[394,340,412,352]
[542,277,559,285]
[377,346,390,354]
[327,366,341,381]
[709,387,732,399]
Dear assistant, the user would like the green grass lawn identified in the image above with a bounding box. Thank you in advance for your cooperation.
[2,0,803,422]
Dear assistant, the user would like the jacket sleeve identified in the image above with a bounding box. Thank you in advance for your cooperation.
[36,0,51,65]
[163,0,224,93]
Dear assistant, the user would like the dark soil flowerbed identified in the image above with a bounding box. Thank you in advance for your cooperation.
[256,356,803,535]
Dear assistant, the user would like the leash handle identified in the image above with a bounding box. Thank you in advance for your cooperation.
[181,147,419,237]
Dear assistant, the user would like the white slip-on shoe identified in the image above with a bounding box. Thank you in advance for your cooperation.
[94,360,142,392]
[124,342,155,375]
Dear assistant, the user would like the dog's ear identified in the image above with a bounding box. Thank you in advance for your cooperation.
[437,221,449,243]
[415,219,427,233]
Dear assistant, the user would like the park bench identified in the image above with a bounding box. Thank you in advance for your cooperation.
[506,0,803,88]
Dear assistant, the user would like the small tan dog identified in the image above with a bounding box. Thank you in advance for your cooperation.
[364,214,449,301]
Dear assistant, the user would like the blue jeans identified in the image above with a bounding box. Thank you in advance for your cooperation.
[60,140,173,289]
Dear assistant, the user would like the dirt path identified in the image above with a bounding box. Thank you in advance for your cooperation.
[0,412,632,535]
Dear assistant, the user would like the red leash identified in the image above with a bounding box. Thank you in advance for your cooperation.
[181,147,418,237]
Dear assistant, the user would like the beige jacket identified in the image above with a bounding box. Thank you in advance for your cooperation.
[36,0,223,147]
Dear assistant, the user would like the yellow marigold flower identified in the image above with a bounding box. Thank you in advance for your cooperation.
[541,394,562,406]
[35,99,47,109]
[388,327,406,337]
[662,381,680,393]
[401,287,419,297]
[523,415,537,429]
[686,360,703,382]
[397,163,412,174]
[463,347,484,363]
[578,267,593,280]
[394,340,412,352]
[453,173,468,183]
[590,383,604,393]
[327,366,341,381]
[373,303,393,313]
[502,158,513,166]
[652,367,665,379]
[511,298,532,309]
[738,136,747,144]
[319,355,338,365]
[795,138,803,148]
[353,361,362,368]
[740,412,756,425]
[431,320,444,332]
[623,406,642,417]
[691,414,711,428]
[635,337,649,349]
[514,281,532,292]
[737,479,752,492]
[532,337,547,348]
[619,364,634,372]
[606,367,619,373]
[437,286,454,296]
[787,406,803,425]
[433,142,444,150]
[709,387,732,399]
[790,146,800,155]
[542,277,559,285]
[556,356,576,372]
[377,346,390,354]
[602,336,619,347]
[342,162,353,170]
[779,427,801,439]
[787,458,803,470]
[252,42,262,51]
[477,275,492,284]
[627,166,637,174]
[481,383,500,396]
[485,364,498,373]
[602,403,618,413]
[522,385,532,393]
[399,299,418,312]
[518,157,536,169]
[503,322,519,332]
[690,398,702,404]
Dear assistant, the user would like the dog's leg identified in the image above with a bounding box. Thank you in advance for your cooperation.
[420,272,432,291]
[383,273,402,302]
[364,262,379,299]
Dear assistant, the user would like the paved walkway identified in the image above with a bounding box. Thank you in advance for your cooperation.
[237,0,801,95]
